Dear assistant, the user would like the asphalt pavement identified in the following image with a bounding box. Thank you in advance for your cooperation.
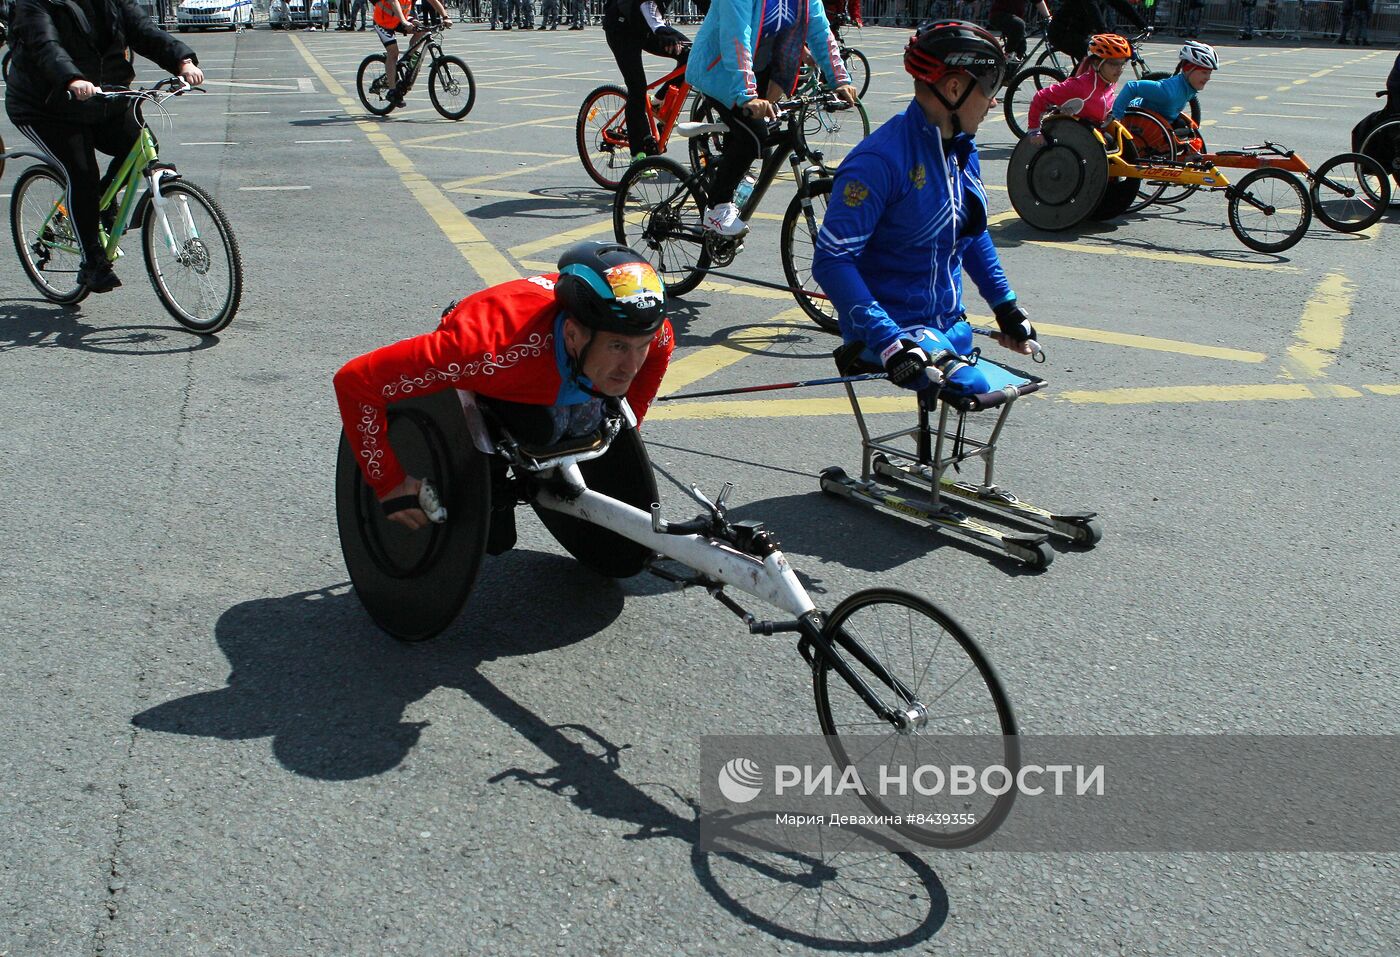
[0,23,1396,956]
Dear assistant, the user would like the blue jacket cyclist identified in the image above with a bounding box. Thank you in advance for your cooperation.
[812,20,1038,394]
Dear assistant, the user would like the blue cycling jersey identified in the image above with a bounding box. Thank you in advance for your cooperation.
[1112,72,1198,121]
[810,100,1016,360]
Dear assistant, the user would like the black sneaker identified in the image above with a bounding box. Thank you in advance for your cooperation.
[78,263,122,293]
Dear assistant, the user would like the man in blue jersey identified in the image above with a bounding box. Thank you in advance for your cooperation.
[811,20,1039,395]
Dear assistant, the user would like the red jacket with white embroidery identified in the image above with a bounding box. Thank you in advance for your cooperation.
[333,274,675,497]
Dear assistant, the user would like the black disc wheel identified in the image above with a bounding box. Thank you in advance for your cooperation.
[9,165,90,305]
[1309,152,1389,232]
[780,176,837,334]
[1002,66,1066,140]
[335,391,491,642]
[813,588,1019,849]
[1228,168,1312,253]
[614,154,710,296]
[576,84,632,190]
[356,53,396,116]
[428,54,476,120]
[140,179,243,334]
[843,47,871,99]
[1007,119,1106,231]
[531,427,658,577]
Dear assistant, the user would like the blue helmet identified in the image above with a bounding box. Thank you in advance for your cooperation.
[555,242,667,336]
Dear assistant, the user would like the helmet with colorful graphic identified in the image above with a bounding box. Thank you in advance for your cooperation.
[555,242,667,337]
[1178,40,1219,71]
[904,20,1007,101]
[1087,33,1132,61]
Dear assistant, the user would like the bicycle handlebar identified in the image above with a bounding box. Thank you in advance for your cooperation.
[67,77,198,101]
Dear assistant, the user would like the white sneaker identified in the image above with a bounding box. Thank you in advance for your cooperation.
[703,203,747,236]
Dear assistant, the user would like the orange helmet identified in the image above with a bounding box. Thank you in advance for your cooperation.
[1087,34,1132,61]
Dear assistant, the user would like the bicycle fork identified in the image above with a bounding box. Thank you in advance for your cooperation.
[147,167,198,259]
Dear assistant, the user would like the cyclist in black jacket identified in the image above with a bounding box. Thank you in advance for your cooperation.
[602,0,690,166]
[6,0,202,293]
[1047,0,1147,62]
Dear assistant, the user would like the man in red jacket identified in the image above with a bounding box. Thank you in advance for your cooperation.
[334,242,675,541]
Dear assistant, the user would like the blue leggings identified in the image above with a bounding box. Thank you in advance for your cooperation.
[861,323,1001,394]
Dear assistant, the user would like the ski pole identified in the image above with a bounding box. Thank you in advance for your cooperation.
[658,372,888,402]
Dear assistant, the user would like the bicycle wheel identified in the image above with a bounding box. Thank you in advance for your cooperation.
[1309,152,1389,232]
[141,179,243,334]
[1035,46,1074,78]
[9,165,89,305]
[813,588,1019,849]
[614,155,710,297]
[1228,168,1312,254]
[576,84,632,190]
[1153,118,1205,205]
[1002,66,1065,139]
[1118,109,1175,212]
[687,96,726,177]
[1357,122,1400,207]
[780,177,836,334]
[843,47,870,99]
[428,55,476,120]
[801,98,870,171]
[356,53,396,116]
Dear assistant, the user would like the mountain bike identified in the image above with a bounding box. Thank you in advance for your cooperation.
[613,92,851,306]
[1003,30,1200,139]
[576,60,700,191]
[828,14,870,99]
[357,26,476,120]
[5,79,243,334]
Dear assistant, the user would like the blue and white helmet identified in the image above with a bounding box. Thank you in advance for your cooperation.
[1179,40,1219,71]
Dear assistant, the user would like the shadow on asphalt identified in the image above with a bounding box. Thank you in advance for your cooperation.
[133,553,950,947]
[0,300,220,356]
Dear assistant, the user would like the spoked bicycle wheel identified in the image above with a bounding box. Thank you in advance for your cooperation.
[1002,66,1065,139]
[613,155,710,297]
[9,165,89,305]
[1153,118,1206,205]
[356,53,396,116]
[780,177,837,334]
[1309,152,1390,232]
[141,179,243,334]
[801,98,870,171]
[576,84,632,190]
[1118,109,1176,212]
[1228,168,1313,254]
[1036,45,1074,77]
[428,55,476,120]
[843,48,870,99]
[813,588,1019,849]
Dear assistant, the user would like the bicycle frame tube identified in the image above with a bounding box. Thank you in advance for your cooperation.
[99,128,159,260]
[737,125,804,220]
[645,64,689,148]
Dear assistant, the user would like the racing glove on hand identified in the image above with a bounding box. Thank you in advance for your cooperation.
[881,339,933,389]
[993,300,1038,343]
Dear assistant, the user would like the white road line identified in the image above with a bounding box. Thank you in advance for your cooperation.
[239,186,312,191]
[226,111,271,115]
[181,141,237,146]
[294,138,353,143]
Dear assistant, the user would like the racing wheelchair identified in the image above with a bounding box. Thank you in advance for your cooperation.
[335,388,1019,849]
[816,342,1100,571]
[1351,90,1400,208]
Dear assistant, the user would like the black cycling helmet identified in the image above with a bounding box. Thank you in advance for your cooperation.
[904,20,1006,128]
[555,242,667,337]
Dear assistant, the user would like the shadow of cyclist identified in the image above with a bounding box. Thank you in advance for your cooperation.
[0,299,220,356]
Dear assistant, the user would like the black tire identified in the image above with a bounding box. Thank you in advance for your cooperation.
[813,588,1019,849]
[1154,119,1206,205]
[1228,168,1312,254]
[614,154,710,297]
[1090,136,1141,221]
[780,176,837,334]
[1309,152,1389,232]
[357,53,396,116]
[9,165,90,305]
[686,96,726,178]
[1035,45,1074,77]
[428,54,476,120]
[576,84,632,190]
[1357,120,1400,207]
[531,427,658,577]
[336,391,491,642]
[140,179,243,335]
[1119,109,1176,212]
[843,47,870,99]
[1003,66,1065,139]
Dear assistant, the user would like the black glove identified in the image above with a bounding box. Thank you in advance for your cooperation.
[881,339,931,389]
[993,300,1038,343]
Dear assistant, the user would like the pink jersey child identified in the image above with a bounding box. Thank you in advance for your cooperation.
[1026,33,1133,135]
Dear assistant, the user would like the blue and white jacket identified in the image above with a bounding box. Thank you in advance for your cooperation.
[685,0,847,108]
[811,100,1015,357]
[1112,72,1199,122]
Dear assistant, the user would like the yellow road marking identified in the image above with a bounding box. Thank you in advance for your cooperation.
[1023,240,1295,272]
[510,217,615,258]
[444,156,579,188]
[288,35,519,287]
[1280,272,1350,380]
[660,308,813,395]
[1028,322,1269,363]
[1365,384,1400,396]
[650,395,913,421]
[399,113,575,146]
[1059,383,1364,405]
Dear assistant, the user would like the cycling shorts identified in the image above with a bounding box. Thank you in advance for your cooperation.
[375,21,404,44]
